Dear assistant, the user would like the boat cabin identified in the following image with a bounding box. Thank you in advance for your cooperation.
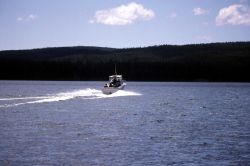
[109,75,123,82]
[103,75,123,88]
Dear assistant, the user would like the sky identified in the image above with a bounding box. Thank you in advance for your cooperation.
[0,0,250,50]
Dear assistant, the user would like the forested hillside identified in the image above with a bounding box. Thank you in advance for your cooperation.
[0,42,250,81]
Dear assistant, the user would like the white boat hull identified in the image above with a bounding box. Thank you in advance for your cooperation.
[102,83,126,95]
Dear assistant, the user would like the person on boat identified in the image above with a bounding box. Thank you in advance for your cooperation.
[110,76,121,87]
[110,78,116,87]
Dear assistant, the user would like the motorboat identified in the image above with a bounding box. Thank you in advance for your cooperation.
[102,75,126,95]
[102,67,126,94]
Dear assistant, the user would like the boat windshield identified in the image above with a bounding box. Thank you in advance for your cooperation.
[109,75,122,82]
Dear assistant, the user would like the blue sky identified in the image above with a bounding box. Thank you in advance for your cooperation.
[0,0,250,50]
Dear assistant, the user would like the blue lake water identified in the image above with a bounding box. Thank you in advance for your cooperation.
[0,81,250,165]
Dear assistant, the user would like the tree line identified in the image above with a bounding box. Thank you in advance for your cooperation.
[0,42,250,81]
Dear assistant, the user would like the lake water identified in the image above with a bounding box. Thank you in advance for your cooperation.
[0,81,250,165]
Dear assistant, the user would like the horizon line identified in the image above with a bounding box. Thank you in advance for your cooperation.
[1,41,250,52]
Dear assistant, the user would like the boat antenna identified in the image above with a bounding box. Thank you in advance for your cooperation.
[115,64,117,75]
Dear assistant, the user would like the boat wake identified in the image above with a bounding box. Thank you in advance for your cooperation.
[0,89,141,108]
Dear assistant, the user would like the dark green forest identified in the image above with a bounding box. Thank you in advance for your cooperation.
[0,42,250,81]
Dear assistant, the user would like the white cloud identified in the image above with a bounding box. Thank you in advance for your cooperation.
[89,19,95,24]
[90,2,155,26]
[168,12,177,19]
[240,0,248,3]
[193,7,208,15]
[216,4,250,26]
[17,17,24,21]
[17,14,37,22]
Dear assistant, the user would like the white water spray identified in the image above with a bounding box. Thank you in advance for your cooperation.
[0,89,141,108]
